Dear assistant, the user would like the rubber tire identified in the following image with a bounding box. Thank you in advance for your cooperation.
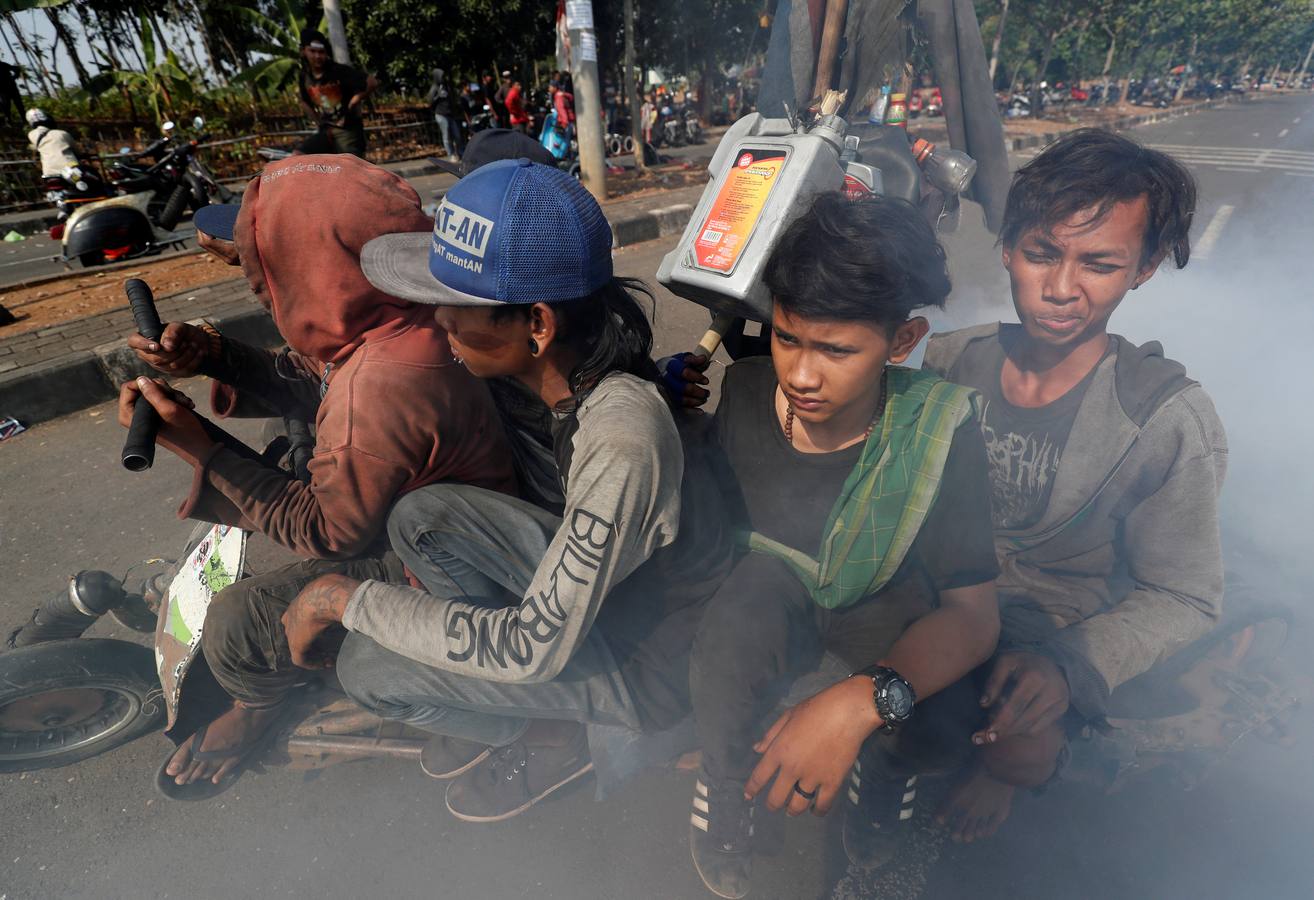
[157,184,191,231]
[0,638,164,773]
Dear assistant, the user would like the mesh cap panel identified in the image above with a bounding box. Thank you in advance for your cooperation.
[496,166,613,303]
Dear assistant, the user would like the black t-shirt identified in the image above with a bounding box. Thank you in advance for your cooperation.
[715,357,999,603]
[299,62,368,129]
[953,332,1104,531]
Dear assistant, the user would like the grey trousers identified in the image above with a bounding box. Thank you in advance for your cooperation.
[336,484,643,748]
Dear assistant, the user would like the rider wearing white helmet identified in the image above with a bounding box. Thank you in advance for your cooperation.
[26,107,81,177]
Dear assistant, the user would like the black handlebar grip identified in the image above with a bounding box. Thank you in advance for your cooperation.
[125,278,164,341]
[121,278,163,471]
[121,400,158,472]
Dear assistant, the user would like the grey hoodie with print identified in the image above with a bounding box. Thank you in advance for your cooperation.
[924,323,1228,719]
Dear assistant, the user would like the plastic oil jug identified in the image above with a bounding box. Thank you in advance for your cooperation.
[656,101,853,324]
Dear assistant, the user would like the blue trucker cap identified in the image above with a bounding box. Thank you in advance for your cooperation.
[360,158,613,306]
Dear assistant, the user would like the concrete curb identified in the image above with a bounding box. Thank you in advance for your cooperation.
[611,202,696,248]
[0,299,281,427]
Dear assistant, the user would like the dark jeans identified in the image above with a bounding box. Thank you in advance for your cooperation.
[433,112,463,158]
[298,124,367,157]
[202,554,402,708]
[690,553,980,788]
[335,484,643,746]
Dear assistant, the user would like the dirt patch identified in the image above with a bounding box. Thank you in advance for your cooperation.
[604,161,708,202]
[0,252,238,337]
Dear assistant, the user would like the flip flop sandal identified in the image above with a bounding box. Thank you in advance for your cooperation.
[154,704,291,802]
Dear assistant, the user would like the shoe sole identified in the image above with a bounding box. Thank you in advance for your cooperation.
[419,746,491,780]
[445,761,595,823]
[691,851,751,900]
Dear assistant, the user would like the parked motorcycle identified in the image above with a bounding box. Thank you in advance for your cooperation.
[682,105,704,144]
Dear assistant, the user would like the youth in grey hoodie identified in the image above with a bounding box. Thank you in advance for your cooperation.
[924,322,1227,719]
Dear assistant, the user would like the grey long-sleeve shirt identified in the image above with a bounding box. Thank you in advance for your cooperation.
[342,374,684,683]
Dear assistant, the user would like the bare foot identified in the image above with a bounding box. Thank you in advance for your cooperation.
[165,703,284,786]
[935,766,1015,843]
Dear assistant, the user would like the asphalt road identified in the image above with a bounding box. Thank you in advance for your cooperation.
[2,93,1313,900]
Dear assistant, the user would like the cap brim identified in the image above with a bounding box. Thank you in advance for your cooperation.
[428,156,462,177]
[361,233,501,306]
[193,203,240,241]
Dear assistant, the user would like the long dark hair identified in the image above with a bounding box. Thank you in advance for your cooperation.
[1000,128,1197,269]
[491,276,659,398]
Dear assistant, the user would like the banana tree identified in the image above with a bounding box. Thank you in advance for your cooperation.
[81,11,197,122]
[228,0,326,98]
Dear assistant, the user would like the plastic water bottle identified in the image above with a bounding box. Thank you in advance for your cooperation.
[868,85,892,124]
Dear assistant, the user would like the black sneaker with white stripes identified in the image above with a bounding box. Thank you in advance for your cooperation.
[842,754,921,870]
[689,776,754,899]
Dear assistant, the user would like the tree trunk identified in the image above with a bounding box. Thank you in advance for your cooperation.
[1298,35,1314,84]
[1030,28,1061,118]
[322,0,352,65]
[76,4,108,71]
[1071,16,1090,84]
[46,9,93,92]
[1100,27,1117,105]
[988,0,1009,82]
[625,0,645,172]
[1174,33,1197,102]
[191,0,226,84]
[0,27,31,94]
[1116,45,1141,110]
[6,15,55,96]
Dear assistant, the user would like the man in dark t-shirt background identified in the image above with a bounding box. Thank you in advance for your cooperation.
[687,193,1000,899]
[297,30,376,158]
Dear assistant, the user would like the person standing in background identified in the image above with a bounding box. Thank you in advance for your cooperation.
[297,30,376,158]
[428,67,462,161]
[0,59,24,125]
[504,78,530,134]
[485,73,509,128]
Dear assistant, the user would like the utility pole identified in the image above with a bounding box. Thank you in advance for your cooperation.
[568,0,607,200]
[625,0,645,172]
[322,0,351,65]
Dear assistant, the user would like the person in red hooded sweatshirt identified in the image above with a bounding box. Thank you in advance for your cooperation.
[118,154,516,797]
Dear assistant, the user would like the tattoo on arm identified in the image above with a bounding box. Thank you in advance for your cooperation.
[300,574,358,621]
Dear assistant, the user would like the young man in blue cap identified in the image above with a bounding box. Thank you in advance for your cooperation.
[279,158,735,822]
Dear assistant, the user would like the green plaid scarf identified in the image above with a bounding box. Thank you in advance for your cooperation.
[745,367,978,609]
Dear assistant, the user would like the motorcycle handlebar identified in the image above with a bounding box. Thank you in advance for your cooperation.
[120,279,164,472]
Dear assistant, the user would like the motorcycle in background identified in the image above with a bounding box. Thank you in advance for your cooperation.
[49,118,233,268]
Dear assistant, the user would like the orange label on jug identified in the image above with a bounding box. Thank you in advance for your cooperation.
[693,148,787,273]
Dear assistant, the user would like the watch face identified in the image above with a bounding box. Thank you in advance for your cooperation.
[884,680,914,718]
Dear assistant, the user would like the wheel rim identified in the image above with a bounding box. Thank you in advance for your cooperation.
[0,686,144,762]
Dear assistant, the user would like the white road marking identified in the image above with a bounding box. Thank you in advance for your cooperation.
[1215,166,1260,173]
[1279,128,1290,138]
[1252,132,1261,137]
[1287,171,1314,178]
[1147,143,1314,174]
[1194,204,1234,262]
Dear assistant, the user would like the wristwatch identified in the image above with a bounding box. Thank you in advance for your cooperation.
[856,664,916,732]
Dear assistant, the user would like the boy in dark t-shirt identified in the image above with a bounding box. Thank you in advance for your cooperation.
[925,130,1226,844]
[296,30,375,158]
[688,194,1000,899]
